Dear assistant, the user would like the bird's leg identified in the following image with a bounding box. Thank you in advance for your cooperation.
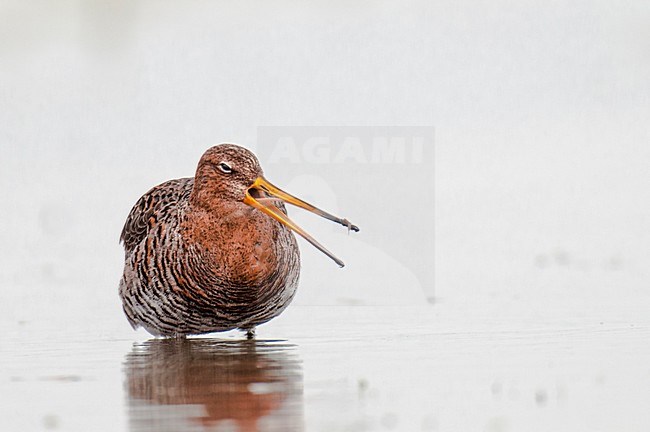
[245,328,256,340]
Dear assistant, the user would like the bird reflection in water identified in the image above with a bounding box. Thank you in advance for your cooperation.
[123,339,303,432]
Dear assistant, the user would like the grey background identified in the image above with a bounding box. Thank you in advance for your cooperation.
[2,0,648,309]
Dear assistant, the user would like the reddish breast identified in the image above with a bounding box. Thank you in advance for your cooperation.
[182,204,280,287]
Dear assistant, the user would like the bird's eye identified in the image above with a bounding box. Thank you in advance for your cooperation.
[217,162,233,174]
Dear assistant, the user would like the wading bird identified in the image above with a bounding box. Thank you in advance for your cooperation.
[119,144,358,338]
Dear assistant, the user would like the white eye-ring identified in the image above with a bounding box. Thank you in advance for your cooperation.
[218,162,233,174]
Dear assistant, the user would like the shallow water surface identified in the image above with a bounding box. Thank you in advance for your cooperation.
[2,296,650,431]
[125,339,303,431]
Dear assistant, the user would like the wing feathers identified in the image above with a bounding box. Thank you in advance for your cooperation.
[120,178,193,254]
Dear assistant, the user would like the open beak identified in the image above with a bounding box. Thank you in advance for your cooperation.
[243,176,359,267]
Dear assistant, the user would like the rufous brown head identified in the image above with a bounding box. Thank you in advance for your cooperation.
[192,143,359,267]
